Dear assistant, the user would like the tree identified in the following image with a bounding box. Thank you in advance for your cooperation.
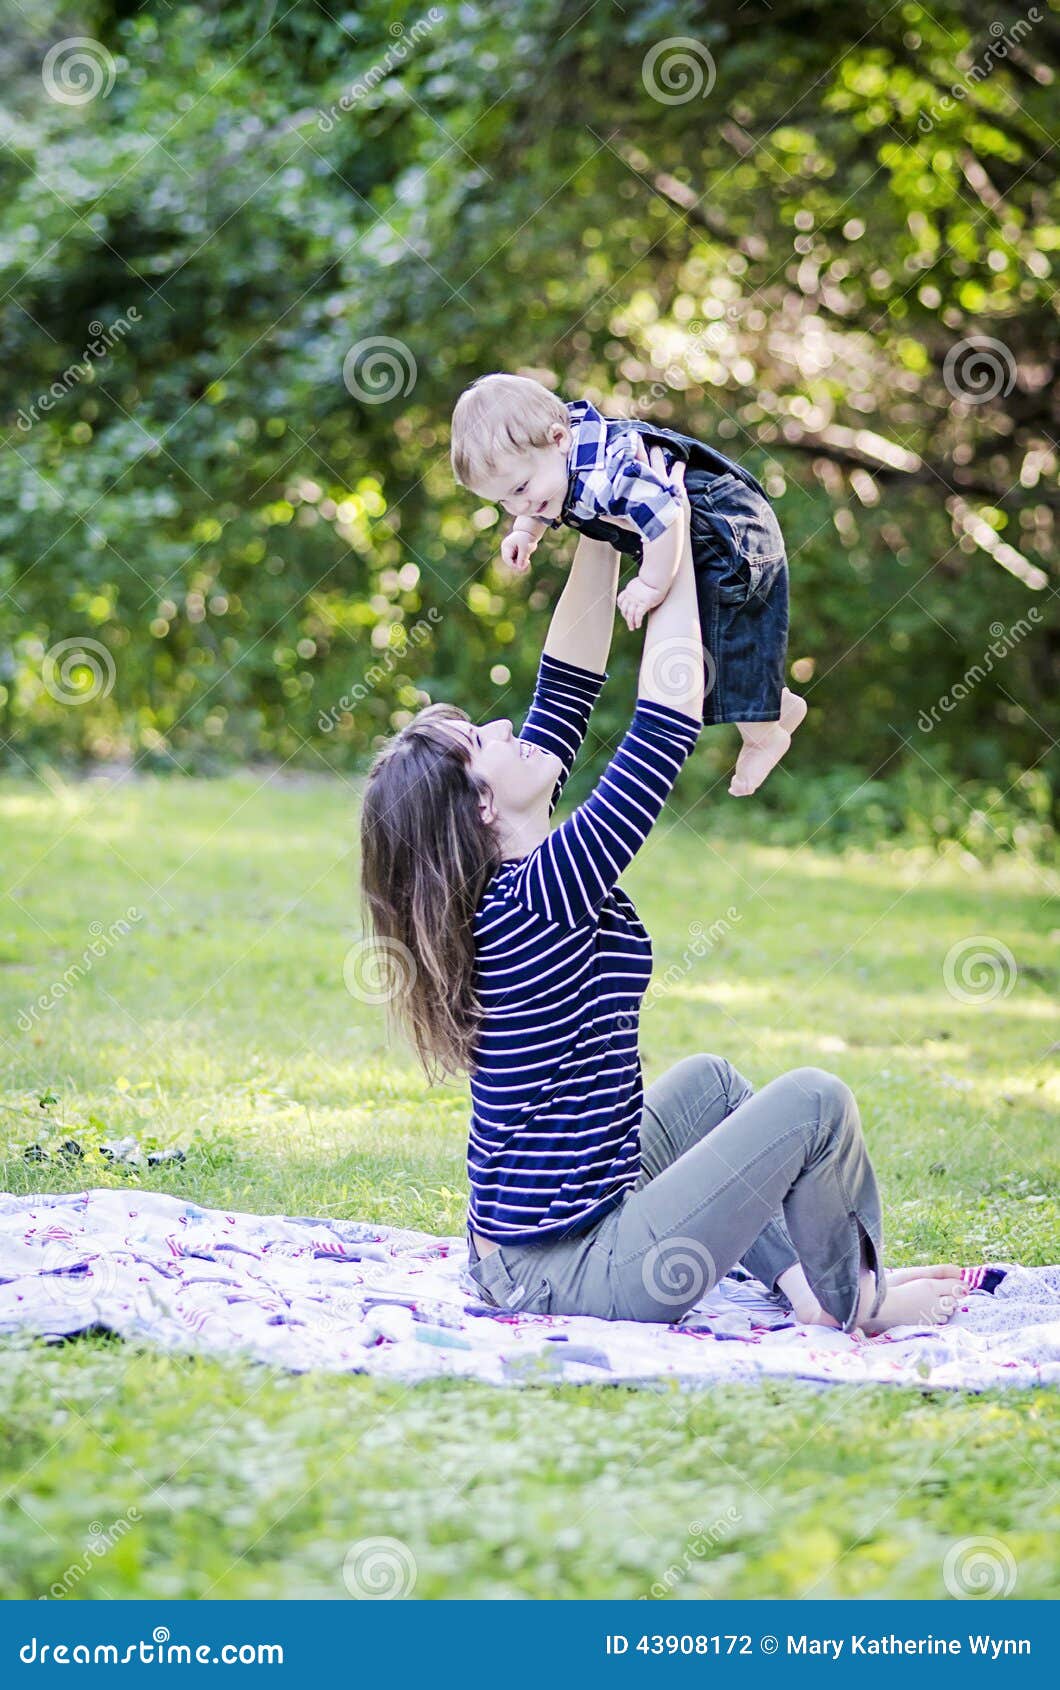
[1,0,1055,849]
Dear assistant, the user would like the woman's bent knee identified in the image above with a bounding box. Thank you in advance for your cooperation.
[663,1053,744,1109]
[699,1052,752,1105]
[786,1066,855,1117]
[678,1052,734,1086]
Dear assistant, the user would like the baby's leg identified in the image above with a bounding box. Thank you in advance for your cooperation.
[729,689,808,797]
[688,481,799,793]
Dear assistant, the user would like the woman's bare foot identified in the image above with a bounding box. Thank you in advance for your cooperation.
[776,1261,842,1329]
[886,1263,962,1287]
[791,1300,841,1330]
[859,1276,962,1336]
[729,689,808,797]
[777,1260,965,1334]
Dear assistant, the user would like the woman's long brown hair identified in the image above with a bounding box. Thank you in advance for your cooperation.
[359,704,502,1081]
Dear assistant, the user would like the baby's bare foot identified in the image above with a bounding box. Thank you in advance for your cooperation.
[778,688,808,734]
[729,689,807,796]
[860,1276,961,1335]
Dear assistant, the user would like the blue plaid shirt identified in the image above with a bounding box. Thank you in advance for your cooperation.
[556,399,682,543]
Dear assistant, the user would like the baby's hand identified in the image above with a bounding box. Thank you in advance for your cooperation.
[617,575,667,632]
[500,530,535,573]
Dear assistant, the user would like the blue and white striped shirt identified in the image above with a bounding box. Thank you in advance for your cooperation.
[467,653,701,1243]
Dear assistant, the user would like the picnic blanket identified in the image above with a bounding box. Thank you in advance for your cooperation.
[2,1187,1058,1392]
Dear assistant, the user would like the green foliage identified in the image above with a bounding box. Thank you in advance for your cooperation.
[0,0,1056,846]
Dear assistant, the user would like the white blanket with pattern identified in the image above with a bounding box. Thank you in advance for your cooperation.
[2,1188,1058,1392]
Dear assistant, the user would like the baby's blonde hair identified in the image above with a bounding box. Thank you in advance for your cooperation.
[451,373,568,489]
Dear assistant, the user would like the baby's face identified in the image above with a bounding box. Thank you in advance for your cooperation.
[473,424,572,522]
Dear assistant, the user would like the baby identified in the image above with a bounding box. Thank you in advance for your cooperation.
[451,372,806,797]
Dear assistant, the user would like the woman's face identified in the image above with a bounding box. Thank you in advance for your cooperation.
[444,715,562,823]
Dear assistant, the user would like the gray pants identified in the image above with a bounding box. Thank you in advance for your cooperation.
[466,1055,885,1334]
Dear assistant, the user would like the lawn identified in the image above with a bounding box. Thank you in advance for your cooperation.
[0,771,1057,1600]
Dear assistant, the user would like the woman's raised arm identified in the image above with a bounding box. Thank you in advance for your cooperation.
[637,461,704,722]
[542,533,621,674]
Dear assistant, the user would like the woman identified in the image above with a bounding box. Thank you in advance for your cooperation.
[361,451,963,1333]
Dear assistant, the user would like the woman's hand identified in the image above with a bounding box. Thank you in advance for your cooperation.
[615,452,689,628]
[659,450,689,512]
[605,439,686,532]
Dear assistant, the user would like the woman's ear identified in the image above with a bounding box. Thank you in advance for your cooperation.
[477,785,497,827]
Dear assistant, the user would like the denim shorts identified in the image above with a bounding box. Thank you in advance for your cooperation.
[686,472,789,725]
[566,471,790,726]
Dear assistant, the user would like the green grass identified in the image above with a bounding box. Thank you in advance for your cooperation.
[1,771,1057,1600]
